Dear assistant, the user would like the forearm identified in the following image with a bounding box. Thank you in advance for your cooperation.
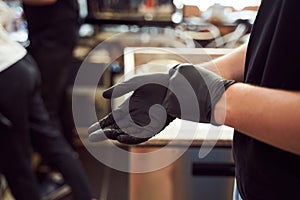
[217,83,300,155]
[197,43,247,81]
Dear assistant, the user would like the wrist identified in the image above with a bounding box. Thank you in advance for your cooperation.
[214,83,238,126]
[213,92,226,125]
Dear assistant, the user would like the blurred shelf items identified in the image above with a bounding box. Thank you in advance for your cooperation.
[3,0,261,54]
[74,0,261,87]
[80,0,260,49]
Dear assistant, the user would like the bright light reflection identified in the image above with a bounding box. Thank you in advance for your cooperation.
[177,0,261,10]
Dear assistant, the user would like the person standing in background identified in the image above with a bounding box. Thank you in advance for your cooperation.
[22,0,79,146]
[0,1,95,200]
[0,2,41,198]
[22,0,83,197]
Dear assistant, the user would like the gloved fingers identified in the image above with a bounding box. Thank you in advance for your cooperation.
[103,75,147,99]
[88,109,125,142]
[169,63,191,76]
[99,98,130,128]
[103,73,169,99]
[88,123,124,142]
[88,121,109,142]
[89,114,172,144]
[116,134,151,145]
[88,121,151,144]
[98,112,116,128]
[88,121,101,134]
[89,98,131,142]
[102,123,124,140]
[106,117,154,144]
[88,128,107,142]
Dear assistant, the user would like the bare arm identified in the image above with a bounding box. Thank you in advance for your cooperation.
[194,42,300,155]
[196,43,247,81]
[22,0,57,6]
[215,83,300,155]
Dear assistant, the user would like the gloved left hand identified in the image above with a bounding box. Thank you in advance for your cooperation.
[88,73,175,145]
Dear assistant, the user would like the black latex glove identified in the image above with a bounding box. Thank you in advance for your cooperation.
[163,64,236,124]
[88,73,175,145]
[88,64,236,145]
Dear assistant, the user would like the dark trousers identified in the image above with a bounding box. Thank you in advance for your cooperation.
[27,39,75,143]
[0,54,92,200]
[23,0,80,145]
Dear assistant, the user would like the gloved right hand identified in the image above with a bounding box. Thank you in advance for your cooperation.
[88,64,236,145]
[163,64,236,125]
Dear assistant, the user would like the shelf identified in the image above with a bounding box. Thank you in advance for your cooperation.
[85,13,175,27]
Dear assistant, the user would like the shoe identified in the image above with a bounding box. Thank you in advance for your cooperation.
[39,173,71,200]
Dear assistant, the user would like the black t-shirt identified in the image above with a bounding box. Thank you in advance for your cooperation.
[233,0,300,199]
[23,0,79,47]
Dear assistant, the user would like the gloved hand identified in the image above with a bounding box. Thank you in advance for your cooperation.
[163,64,236,124]
[88,64,236,145]
[88,73,175,145]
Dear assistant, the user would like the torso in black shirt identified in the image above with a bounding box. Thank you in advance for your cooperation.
[234,0,300,199]
[23,0,79,47]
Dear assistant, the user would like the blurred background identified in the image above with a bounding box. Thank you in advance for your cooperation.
[1,0,260,199]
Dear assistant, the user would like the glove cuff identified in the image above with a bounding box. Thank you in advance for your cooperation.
[211,79,237,125]
[224,80,237,90]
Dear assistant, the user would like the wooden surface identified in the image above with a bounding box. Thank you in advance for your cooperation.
[132,119,233,148]
[74,120,234,148]
[124,47,234,75]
